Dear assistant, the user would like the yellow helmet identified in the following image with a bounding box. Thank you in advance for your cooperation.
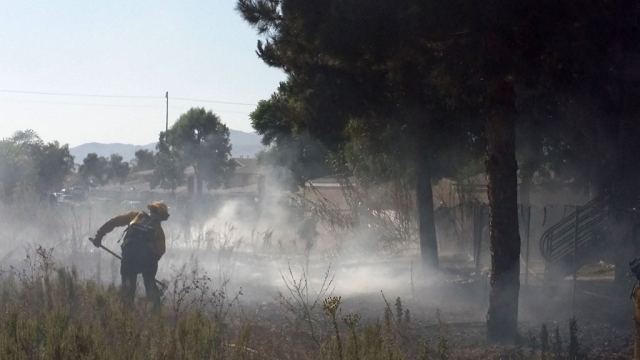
[148,201,170,220]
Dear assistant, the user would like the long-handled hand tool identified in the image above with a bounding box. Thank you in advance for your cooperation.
[88,238,168,294]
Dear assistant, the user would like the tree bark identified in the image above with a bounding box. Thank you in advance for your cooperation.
[417,155,439,269]
[612,111,639,287]
[484,57,521,344]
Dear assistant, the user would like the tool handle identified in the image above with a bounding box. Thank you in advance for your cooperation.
[88,238,122,260]
[89,238,165,291]
[100,245,123,260]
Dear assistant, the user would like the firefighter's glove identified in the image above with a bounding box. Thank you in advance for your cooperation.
[91,235,103,248]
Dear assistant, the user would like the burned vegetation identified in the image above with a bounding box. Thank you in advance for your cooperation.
[1,0,640,359]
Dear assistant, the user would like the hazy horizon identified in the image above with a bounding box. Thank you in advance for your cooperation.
[69,127,260,147]
[0,1,285,147]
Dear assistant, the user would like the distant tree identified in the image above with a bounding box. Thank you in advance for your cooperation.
[134,149,155,171]
[108,154,130,185]
[34,141,75,193]
[165,108,234,193]
[154,132,186,192]
[0,130,75,197]
[10,129,43,150]
[250,96,332,187]
[79,153,109,186]
[0,140,33,197]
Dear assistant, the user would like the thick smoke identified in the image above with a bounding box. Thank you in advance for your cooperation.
[0,141,618,329]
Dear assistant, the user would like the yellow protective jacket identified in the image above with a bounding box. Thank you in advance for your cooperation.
[96,211,166,260]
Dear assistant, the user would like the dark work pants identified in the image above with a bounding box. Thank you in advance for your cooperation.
[120,239,160,307]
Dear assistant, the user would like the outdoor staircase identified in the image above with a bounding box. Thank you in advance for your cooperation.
[539,190,612,280]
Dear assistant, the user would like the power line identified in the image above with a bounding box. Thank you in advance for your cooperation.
[172,97,256,106]
[0,98,252,114]
[0,89,161,99]
[0,98,160,108]
[179,108,252,114]
[0,89,258,106]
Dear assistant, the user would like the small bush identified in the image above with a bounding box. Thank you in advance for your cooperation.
[0,246,605,360]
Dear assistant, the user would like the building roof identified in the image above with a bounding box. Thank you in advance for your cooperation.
[306,176,356,187]
[135,169,155,176]
[93,160,264,195]
[232,158,261,174]
[210,183,259,195]
[98,178,149,191]
[130,166,195,177]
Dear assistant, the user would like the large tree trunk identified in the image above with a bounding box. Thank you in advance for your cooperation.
[611,89,640,288]
[484,66,521,344]
[417,155,438,269]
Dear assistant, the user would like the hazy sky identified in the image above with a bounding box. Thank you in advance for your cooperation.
[0,1,285,147]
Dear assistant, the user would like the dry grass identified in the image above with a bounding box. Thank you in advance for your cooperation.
[0,196,627,360]
[0,246,621,360]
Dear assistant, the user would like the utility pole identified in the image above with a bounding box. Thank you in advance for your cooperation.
[165,91,169,132]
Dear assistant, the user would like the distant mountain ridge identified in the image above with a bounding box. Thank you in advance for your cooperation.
[70,129,264,163]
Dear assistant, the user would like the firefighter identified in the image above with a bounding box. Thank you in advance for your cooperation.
[91,201,170,307]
